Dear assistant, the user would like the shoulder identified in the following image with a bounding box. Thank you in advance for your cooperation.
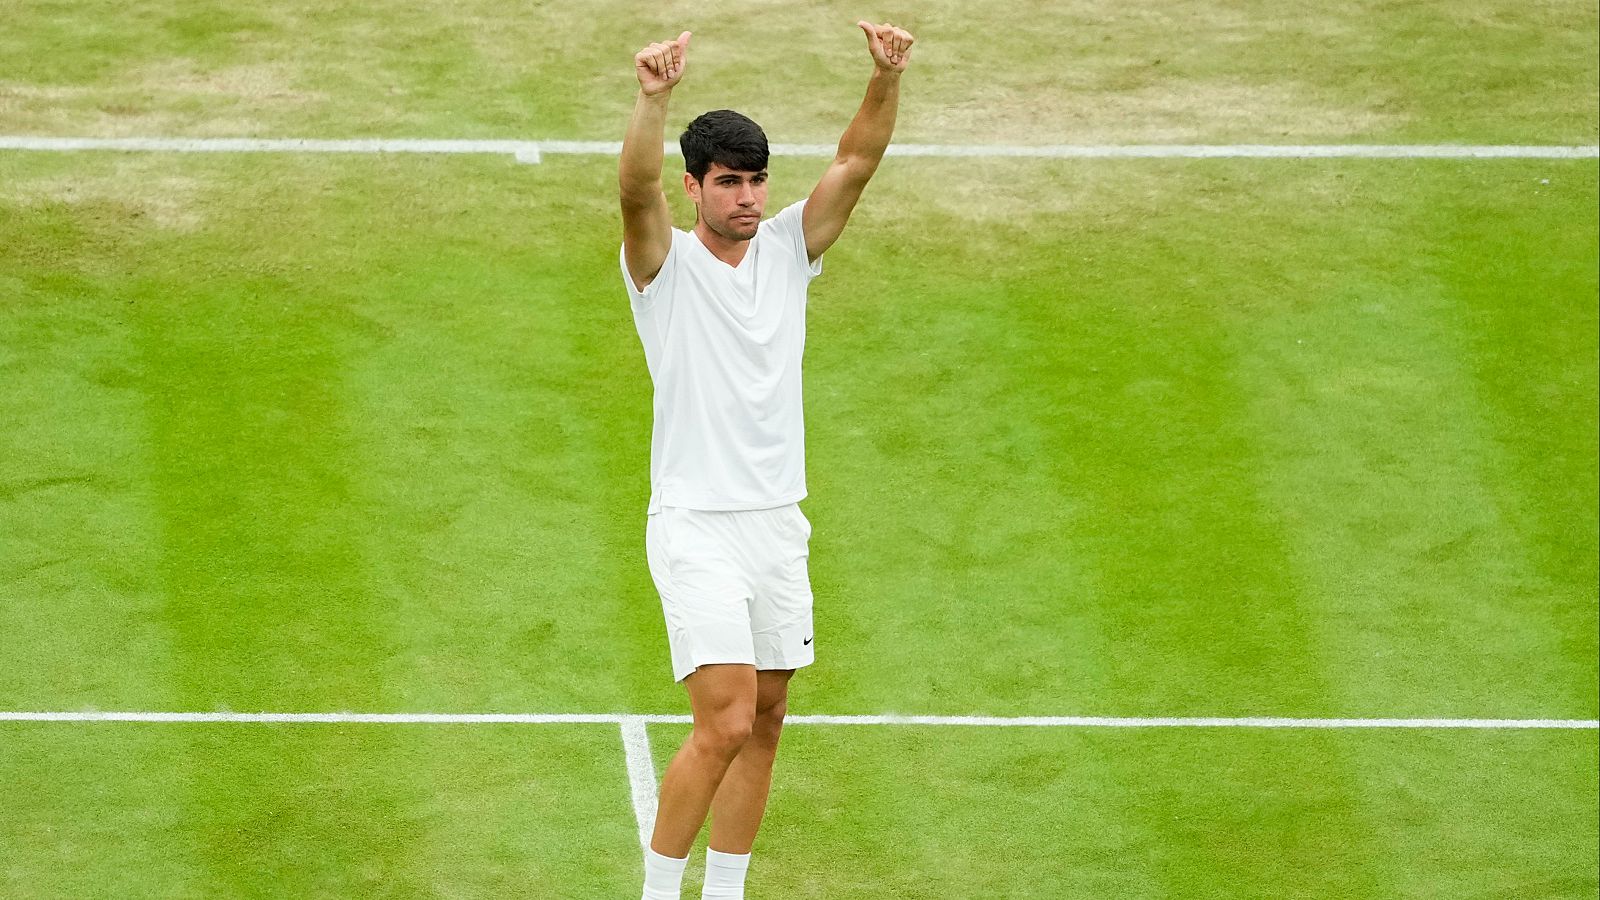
[762,199,808,236]
[621,227,692,307]
[760,200,822,278]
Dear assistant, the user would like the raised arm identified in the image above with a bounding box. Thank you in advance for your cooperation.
[801,21,915,263]
[620,31,690,292]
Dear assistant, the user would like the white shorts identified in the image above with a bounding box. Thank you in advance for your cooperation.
[645,503,816,683]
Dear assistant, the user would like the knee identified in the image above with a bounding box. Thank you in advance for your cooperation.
[693,710,755,759]
[751,700,787,745]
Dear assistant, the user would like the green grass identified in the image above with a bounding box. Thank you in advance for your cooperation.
[0,150,1594,895]
[0,723,640,897]
[8,718,1592,897]
[2,152,1593,720]
[656,724,1599,899]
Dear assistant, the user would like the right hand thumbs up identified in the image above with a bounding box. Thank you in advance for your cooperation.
[636,31,691,95]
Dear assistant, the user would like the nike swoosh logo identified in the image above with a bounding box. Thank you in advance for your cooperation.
[803,636,813,645]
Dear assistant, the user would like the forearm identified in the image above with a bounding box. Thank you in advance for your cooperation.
[834,69,900,175]
[620,90,672,199]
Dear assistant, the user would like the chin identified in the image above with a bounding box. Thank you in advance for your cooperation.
[708,216,760,242]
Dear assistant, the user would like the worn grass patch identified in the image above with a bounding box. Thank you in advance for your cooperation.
[0,0,1592,143]
[3,155,209,232]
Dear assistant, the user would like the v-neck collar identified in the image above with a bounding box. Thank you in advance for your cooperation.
[690,226,755,271]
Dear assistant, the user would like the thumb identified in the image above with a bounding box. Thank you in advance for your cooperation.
[858,20,876,40]
[677,30,691,48]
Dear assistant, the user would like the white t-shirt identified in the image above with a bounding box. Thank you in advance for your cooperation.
[621,199,823,514]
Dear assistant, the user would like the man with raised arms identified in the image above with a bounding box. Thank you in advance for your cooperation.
[620,20,914,900]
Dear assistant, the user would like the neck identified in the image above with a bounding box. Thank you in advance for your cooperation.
[693,217,751,266]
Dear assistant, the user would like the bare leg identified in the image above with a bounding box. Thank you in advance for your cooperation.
[707,669,793,854]
[649,664,758,858]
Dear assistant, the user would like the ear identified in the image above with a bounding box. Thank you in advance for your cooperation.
[683,171,700,203]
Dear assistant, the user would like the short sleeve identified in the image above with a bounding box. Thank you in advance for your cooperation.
[765,199,823,279]
[620,231,681,310]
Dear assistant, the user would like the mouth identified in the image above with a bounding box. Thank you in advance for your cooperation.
[733,214,759,225]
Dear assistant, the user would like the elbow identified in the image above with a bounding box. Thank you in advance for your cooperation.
[619,179,660,208]
[831,154,879,186]
[618,162,664,200]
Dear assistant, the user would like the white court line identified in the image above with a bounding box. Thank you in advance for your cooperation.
[619,717,659,849]
[0,711,625,723]
[1,711,1594,728]
[785,715,1600,729]
[0,136,1597,161]
[9,709,1591,847]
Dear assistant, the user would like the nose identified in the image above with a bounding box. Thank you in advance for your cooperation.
[737,182,755,206]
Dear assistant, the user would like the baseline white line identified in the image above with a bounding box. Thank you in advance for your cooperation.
[619,717,658,849]
[785,715,1600,729]
[0,711,623,724]
[0,711,1594,728]
[0,136,1596,161]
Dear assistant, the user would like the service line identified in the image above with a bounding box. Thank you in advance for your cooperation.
[619,717,659,848]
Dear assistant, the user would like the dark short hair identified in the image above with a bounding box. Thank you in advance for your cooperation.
[680,110,769,182]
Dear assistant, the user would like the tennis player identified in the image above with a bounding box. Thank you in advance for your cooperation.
[619,20,914,900]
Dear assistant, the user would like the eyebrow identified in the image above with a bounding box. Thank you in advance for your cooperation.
[716,171,768,181]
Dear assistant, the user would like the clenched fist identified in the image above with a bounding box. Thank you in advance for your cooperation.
[636,31,691,95]
[858,21,914,73]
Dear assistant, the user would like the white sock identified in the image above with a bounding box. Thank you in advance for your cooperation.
[701,848,752,900]
[642,847,689,900]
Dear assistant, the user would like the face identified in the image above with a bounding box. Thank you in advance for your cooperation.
[685,162,768,241]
